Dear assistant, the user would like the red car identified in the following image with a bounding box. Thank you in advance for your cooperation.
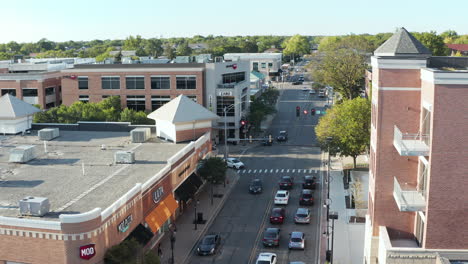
[270,208,286,224]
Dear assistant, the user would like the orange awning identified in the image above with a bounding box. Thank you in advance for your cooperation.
[145,194,179,233]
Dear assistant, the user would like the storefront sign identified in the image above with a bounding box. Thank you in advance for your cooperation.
[226,64,237,70]
[218,91,232,96]
[153,186,164,203]
[118,215,133,233]
[79,244,96,260]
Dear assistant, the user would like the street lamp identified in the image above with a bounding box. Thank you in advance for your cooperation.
[193,198,200,230]
[169,229,176,264]
[324,211,338,264]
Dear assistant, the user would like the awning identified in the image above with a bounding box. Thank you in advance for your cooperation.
[145,194,179,233]
[125,224,154,245]
[174,173,204,202]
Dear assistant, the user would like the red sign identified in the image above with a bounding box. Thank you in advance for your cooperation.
[79,244,96,260]
[226,64,237,70]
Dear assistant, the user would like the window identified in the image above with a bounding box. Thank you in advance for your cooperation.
[45,87,55,96]
[126,76,145,90]
[102,95,110,99]
[1,89,16,96]
[78,76,88,89]
[222,72,245,84]
[268,62,273,68]
[45,102,55,108]
[79,95,89,102]
[176,76,196,89]
[151,95,171,111]
[216,96,235,116]
[261,63,266,69]
[186,95,197,102]
[126,95,146,111]
[151,76,170,89]
[253,62,259,72]
[241,95,247,111]
[101,76,120,89]
[22,89,38,96]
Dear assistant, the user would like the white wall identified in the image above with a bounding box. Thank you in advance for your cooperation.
[156,120,176,142]
[0,116,33,134]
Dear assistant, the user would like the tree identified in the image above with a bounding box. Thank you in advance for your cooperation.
[104,239,160,264]
[123,35,144,51]
[36,38,55,52]
[441,30,458,43]
[6,41,20,53]
[413,31,449,56]
[163,43,176,59]
[308,48,367,100]
[247,88,279,132]
[175,41,192,56]
[144,38,163,57]
[315,97,371,168]
[197,157,227,205]
[282,34,310,60]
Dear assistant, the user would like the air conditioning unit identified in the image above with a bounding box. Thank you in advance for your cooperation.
[19,196,50,216]
[38,128,60,141]
[130,128,151,143]
[9,145,37,163]
[114,151,135,164]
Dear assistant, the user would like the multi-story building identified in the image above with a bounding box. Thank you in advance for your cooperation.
[364,28,468,264]
[223,53,282,81]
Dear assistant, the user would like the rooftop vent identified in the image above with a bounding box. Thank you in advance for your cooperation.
[19,196,50,216]
[9,145,37,163]
[38,128,60,141]
[114,151,135,164]
[130,128,151,143]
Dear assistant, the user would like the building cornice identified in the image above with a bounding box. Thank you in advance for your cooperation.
[62,68,204,73]
[371,56,427,70]
[421,68,468,85]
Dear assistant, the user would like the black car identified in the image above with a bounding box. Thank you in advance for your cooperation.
[299,189,314,205]
[262,139,273,146]
[279,176,294,190]
[249,179,263,194]
[276,131,288,142]
[302,175,316,189]
[262,228,281,247]
[197,234,221,255]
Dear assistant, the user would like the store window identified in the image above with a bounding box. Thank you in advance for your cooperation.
[151,95,171,111]
[216,96,235,116]
[45,87,55,96]
[222,72,245,84]
[126,95,146,111]
[126,76,145,90]
[176,76,196,89]
[253,62,259,71]
[261,63,266,69]
[78,76,88,89]
[151,76,170,89]
[102,76,120,89]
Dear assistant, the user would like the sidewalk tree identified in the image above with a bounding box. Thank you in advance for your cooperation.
[197,157,227,205]
[315,97,371,168]
[247,88,279,133]
[104,238,160,264]
[282,34,310,61]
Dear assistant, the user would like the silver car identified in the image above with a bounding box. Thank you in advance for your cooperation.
[294,208,311,224]
[288,231,305,250]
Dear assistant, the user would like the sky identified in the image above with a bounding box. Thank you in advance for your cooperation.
[2,0,468,43]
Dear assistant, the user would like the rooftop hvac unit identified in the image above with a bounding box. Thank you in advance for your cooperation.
[9,145,37,163]
[38,128,60,141]
[114,151,135,164]
[19,196,50,216]
[130,128,151,143]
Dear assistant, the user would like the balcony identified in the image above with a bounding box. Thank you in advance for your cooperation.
[393,126,430,156]
[393,177,426,212]
[217,80,246,89]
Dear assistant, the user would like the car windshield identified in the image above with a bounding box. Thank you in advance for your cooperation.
[281,177,292,182]
[272,210,282,216]
[291,237,302,242]
[252,180,261,186]
[231,159,240,163]
[302,193,312,198]
[265,232,277,238]
[297,213,308,217]
[276,193,286,198]
[202,237,215,244]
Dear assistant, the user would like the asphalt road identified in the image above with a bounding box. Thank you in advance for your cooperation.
[188,82,327,264]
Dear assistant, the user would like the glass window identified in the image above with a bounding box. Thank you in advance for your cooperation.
[268,62,273,68]
[151,76,170,89]
[253,62,259,72]
[261,63,266,69]
[78,76,88,89]
[126,95,146,111]
[216,96,235,116]
[222,72,245,84]
[22,89,38,96]
[151,95,171,111]
[1,89,16,96]
[126,76,145,90]
[79,95,89,102]
[45,87,55,95]
[176,76,196,89]
[102,76,120,89]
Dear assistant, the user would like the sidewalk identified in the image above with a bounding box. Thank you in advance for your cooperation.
[156,169,240,264]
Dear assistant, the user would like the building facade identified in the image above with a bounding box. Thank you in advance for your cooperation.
[364,28,468,264]
[223,53,282,81]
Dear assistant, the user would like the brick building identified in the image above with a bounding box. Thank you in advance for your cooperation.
[364,28,468,263]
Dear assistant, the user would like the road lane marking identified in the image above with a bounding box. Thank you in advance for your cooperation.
[258,169,262,173]
[248,170,251,173]
[281,169,284,173]
[297,169,301,173]
[292,169,295,173]
[242,170,246,173]
[270,169,273,173]
[253,170,257,173]
[286,169,289,173]
[276,169,279,173]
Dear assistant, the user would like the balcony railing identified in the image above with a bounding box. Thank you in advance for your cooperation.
[393,126,430,156]
[393,177,426,212]
[217,80,246,89]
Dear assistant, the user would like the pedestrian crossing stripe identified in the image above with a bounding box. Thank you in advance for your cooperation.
[238,169,318,174]
[292,169,295,173]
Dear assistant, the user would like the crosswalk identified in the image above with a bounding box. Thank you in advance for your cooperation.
[237,168,318,174]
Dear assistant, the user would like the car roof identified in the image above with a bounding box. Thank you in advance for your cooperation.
[304,175,314,179]
[291,231,304,238]
[281,175,291,179]
[296,208,309,214]
[272,207,283,212]
[302,189,312,194]
[279,130,287,133]
[204,234,217,239]
[258,252,276,260]
[266,227,280,232]
[276,190,288,194]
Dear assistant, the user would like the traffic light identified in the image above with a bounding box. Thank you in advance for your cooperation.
[311,109,316,115]
[303,110,308,115]
[240,120,246,126]
[296,106,300,117]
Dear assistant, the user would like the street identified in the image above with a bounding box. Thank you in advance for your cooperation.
[187,80,328,264]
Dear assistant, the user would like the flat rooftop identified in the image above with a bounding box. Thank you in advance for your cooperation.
[0,131,187,221]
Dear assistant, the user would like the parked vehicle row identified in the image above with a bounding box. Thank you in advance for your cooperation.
[262,228,306,250]
[270,207,311,224]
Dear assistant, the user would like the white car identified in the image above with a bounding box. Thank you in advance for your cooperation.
[309,89,316,94]
[301,87,309,91]
[274,190,290,205]
[256,252,277,264]
[226,158,245,169]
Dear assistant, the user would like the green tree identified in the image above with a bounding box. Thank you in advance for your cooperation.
[315,97,371,168]
[6,41,20,53]
[144,38,163,57]
[441,30,458,43]
[413,31,449,56]
[247,88,279,132]
[176,41,192,56]
[308,48,367,100]
[282,34,310,60]
[99,96,122,121]
[453,35,468,44]
[163,43,176,59]
[119,108,153,124]
[104,239,160,264]
[197,157,227,205]
[123,35,144,51]
[36,38,55,52]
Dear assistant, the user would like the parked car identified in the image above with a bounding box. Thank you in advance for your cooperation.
[249,179,263,194]
[197,234,221,255]
[276,131,288,142]
[270,208,286,224]
[309,89,316,95]
[294,208,311,224]
[299,189,314,205]
[263,228,281,247]
[279,176,294,190]
[290,262,305,264]
[302,175,316,189]
[288,231,305,250]
[301,87,309,91]
[274,190,290,205]
[226,158,245,169]
[256,252,278,264]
